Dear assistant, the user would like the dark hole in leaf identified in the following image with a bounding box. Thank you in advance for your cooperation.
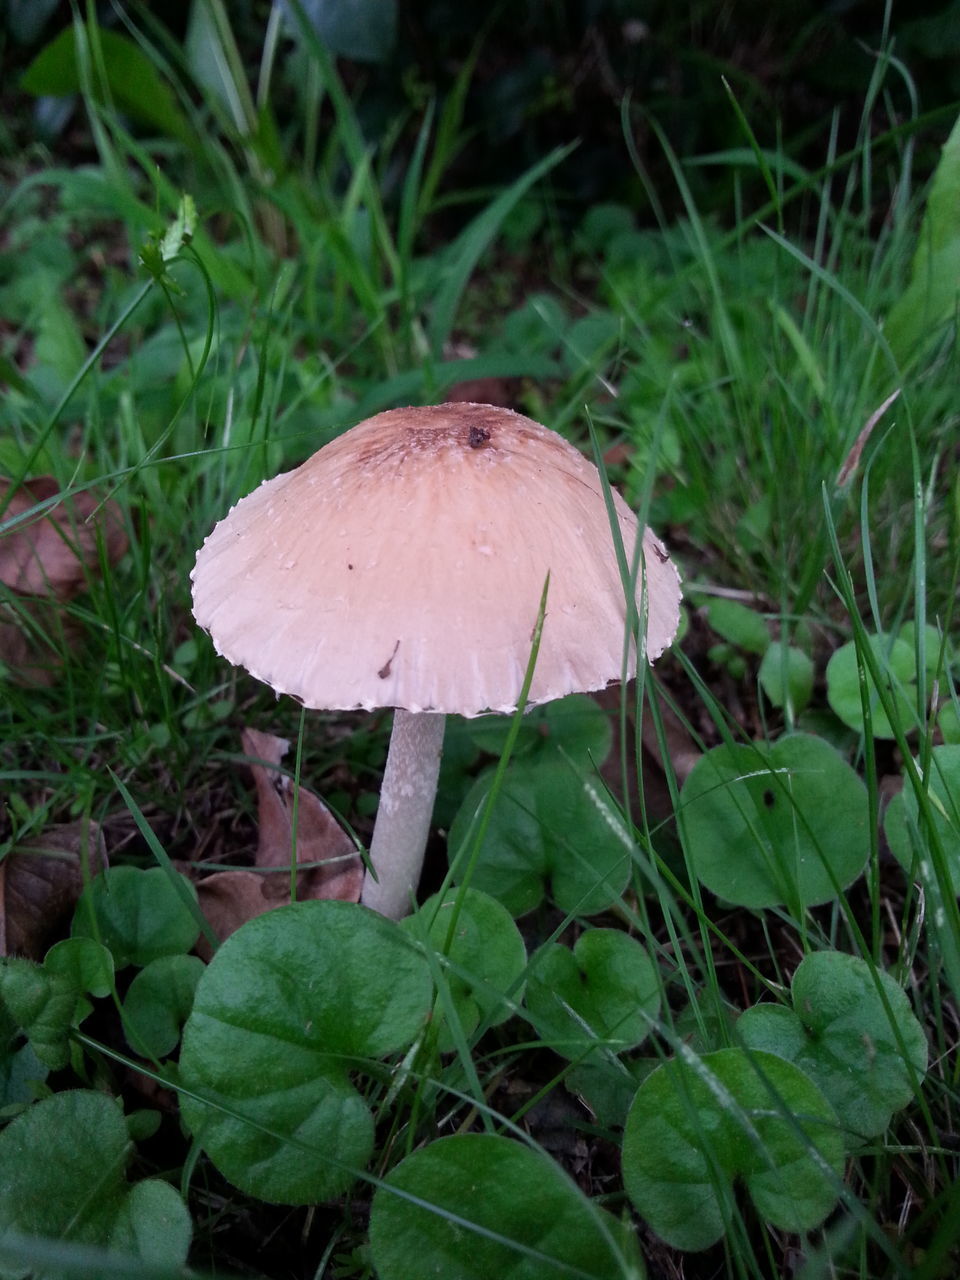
[763,789,776,808]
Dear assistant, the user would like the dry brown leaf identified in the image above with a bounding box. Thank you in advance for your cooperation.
[0,475,128,600]
[639,697,702,786]
[0,819,107,958]
[194,870,278,961]
[0,598,84,686]
[195,728,362,949]
[243,727,362,901]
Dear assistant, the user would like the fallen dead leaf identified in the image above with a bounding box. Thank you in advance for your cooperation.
[593,684,702,837]
[0,819,108,958]
[194,728,362,953]
[836,388,901,489]
[193,869,279,958]
[0,476,129,684]
[0,475,128,600]
[0,597,84,686]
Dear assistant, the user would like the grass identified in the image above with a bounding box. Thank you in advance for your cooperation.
[1,7,960,1279]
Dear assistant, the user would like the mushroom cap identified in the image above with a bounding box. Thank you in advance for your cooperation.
[191,403,681,716]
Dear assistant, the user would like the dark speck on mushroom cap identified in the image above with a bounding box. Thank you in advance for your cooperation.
[345,403,583,481]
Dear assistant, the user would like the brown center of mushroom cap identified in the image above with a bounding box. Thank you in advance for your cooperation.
[353,404,506,466]
[190,403,681,716]
[335,404,583,484]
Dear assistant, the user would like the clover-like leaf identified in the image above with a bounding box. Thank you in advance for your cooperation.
[737,951,927,1144]
[622,1047,844,1251]
[825,634,918,738]
[0,1001,46,1107]
[679,733,868,909]
[707,598,770,655]
[370,1134,627,1279]
[0,1090,191,1276]
[178,900,432,1204]
[884,744,960,894]
[759,645,814,715]
[72,866,201,969]
[524,929,659,1060]
[401,888,525,1052]
[468,693,613,769]
[0,938,113,1070]
[122,954,205,1059]
[448,760,631,917]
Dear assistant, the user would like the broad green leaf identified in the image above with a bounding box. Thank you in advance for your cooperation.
[295,0,397,63]
[622,1047,844,1252]
[898,621,956,683]
[34,297,85,396]
[679,733,868,909]
[738,951,927,1143]
[179,901,432,1204]
[20,26,194,147]
[561,311,622,373]
[448,760,632,917]
[0,1002,47,1107]
[370,1134,627,1279]
[759,645,814,715]
[0,939,113,1070]
[401,889,526,1052]
[122,955,205,1060]
[884,744,960,892]
[563,1056,649,1129]
[501,293,569,355]
[939,701,960,744]
[72,866,201,970]
[525,930,660,1059]
[884,111,960,364]
[43,937,114,998]
[706,598,770,655]
[468,693,613,769]
[0,1090,191,1279]
[825,634,919,738]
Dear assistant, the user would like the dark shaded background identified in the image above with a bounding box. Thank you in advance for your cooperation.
[2,0,959,221]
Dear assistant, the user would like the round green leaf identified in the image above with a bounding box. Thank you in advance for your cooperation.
[467,694,613,769]
[738,951,927,1143]
[43,937,115,999]
[370,1134,625,1280]
[939,701,960,744]
[122,954,205,1059]
[679,733,868,909]
[622,1047,844,1251]
[525,929,660,1059]
[0,939,114,1072]
[401,888,526,1051]
[898,621,955,683]
[884,744,960,893]
[0,1090,191,1276]
[706,598,770,655]
[72,866,200,969]
[758,645,814,715]
[825,634,918,738]
[0,1002,47,1108]
[448,760,632,917]
[179,900,432,1204]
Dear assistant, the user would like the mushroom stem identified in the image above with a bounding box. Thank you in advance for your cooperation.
[360,709,445,919]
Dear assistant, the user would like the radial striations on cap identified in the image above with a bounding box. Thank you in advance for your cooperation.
[190,403,681,716]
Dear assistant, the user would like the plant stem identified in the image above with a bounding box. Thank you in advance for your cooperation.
[360,710,445,919]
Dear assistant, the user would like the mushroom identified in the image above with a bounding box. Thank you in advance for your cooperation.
[191,403,681,920]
